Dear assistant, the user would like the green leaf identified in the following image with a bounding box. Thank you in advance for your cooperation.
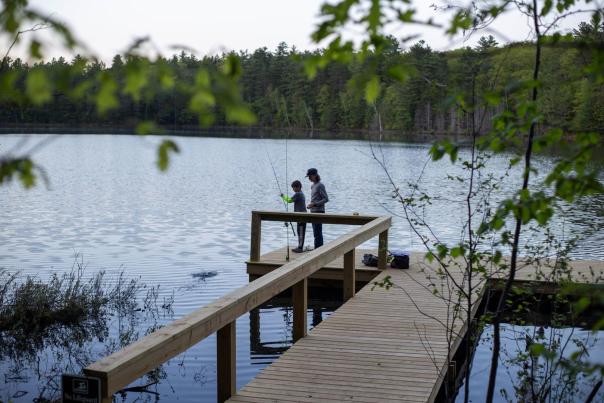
[25,69,52,106]
[574,297,590,315]
[529,343,545,357]
[29,40,43,59]
[365,75,380,103]
[123,58,149,101]
[225,105,257,125]
[95,73,118,114]
[541,0,553,16]
[157,139,180,171]
[0,157,37,189]
[136,121,162,135]
[450,246,464,258]
[222,54,242,79]
[387,65,413,82]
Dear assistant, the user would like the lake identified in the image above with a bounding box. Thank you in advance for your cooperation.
[1,134,603,402]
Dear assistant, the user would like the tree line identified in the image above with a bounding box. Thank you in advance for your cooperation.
[1,24,603,136]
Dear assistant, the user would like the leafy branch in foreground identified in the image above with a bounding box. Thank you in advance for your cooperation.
[0,0,256,187]
[308,0,604,401]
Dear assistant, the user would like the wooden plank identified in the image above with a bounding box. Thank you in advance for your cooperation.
[378,229,388,270]
[343,248,355,301]
[292,278,308,342]
[217,321,236,403]
[84,215,391,395]
[250,211,261,261]
[255,210,377,225]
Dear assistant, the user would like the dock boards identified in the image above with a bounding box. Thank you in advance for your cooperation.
[230,261,469,402]
[234,248,604,403]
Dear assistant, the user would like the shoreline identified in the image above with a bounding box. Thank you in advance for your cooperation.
[0,124,473,143]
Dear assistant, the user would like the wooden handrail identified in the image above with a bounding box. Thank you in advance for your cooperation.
[253,210,378,225]
[249,211,380,262]
[84,213,391,401]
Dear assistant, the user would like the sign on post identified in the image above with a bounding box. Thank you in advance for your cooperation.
[61,374,102,403]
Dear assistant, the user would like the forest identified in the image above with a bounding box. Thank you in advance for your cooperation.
[1,23,603,137]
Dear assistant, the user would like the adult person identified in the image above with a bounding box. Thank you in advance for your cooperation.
[306,168,329,249]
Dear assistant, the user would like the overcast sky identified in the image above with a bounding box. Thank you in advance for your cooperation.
[7,0,597,61]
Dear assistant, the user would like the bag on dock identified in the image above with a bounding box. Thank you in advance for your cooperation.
[390,250,410,270]
[362,253,379,267]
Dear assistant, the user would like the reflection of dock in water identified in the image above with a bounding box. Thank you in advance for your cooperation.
[250,296,341,364]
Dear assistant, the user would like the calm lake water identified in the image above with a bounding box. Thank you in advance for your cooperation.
[1,134,603,402]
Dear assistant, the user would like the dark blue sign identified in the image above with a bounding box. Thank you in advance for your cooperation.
[61,374,102,403]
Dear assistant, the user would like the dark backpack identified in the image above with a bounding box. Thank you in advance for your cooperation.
[362,253,379,267]
[390,250,410,269]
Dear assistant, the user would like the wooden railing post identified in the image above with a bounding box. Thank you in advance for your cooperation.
[250,212,261,261]
[378,229,388,270]
[343,248,355,301]
[292,278,308,342]
[217,321,236,403]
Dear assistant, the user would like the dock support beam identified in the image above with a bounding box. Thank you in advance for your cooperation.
[217,321,236,403]
[378,229,389,270]
[292,278,308,342]
[343,248,356,301]
[250,212,261,261]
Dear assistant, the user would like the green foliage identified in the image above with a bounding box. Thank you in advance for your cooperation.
[1,35,603,142]
[0,156,45,188]
[157,139,179,171]
[303,2,604,401]
[0,0,255,188]
[25,68,51,105]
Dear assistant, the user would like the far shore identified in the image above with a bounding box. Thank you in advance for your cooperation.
[0,124,473,143]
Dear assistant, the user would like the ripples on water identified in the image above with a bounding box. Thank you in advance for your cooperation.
[0,134,603,401]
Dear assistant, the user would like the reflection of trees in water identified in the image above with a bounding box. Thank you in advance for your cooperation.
[249,293,341,363]
[1,266,345,402]
[477,291,604,402]
[0,266,175,402]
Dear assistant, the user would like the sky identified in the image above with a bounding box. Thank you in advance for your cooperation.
[4,0,598,62]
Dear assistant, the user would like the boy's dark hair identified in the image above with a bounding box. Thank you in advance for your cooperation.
[291,180,302,189]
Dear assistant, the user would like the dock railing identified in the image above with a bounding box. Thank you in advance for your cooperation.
[83,211,391,403]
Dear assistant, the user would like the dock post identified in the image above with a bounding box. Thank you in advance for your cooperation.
[217,321,236,403]
[343,248,356,301]
[378,229,389,270]
[250,212,261,261]
[292,278,308,342]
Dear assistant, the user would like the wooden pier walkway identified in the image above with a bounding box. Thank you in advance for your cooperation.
[232,254,466,403]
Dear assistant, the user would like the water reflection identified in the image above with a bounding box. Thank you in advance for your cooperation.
[0,269,174,402]
[249,293,340,363]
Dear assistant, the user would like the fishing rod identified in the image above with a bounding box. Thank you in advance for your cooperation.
[263,140,296,239]
[282,97,294,262]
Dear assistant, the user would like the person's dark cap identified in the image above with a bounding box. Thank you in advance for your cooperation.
[306,168,318,177]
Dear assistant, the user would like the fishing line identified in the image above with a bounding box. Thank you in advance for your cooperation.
[282,97,294,261]
[263,138,296,248]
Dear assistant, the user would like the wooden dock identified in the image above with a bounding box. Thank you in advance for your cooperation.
[232,254,468,403]
[233,251,604,402]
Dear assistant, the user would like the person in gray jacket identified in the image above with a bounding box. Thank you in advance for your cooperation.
[306,168,329,248]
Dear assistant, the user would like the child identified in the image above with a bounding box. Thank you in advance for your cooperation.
[281,180,307,253]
